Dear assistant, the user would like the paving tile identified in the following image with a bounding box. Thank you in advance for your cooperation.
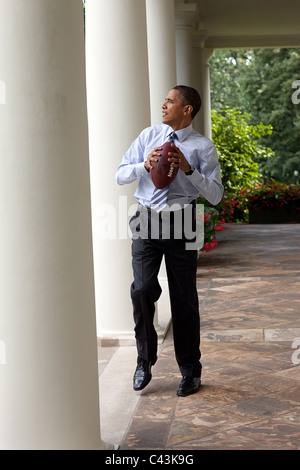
[174,395,216,418]
[167,417,213,447]
[122,418,172,449]
[277,384,300,404]
[174,403,261,432]
[201,328,263,342]
[225,414,300,449]
[231,373,298,394]
[234,395,298,417]
[275,367,300,381]
[167,431,270,450]
[265,328,300,341]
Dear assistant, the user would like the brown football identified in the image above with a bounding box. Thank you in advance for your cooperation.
[150,141,179,189]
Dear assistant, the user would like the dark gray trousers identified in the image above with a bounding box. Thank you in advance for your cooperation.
[130,205,201,378]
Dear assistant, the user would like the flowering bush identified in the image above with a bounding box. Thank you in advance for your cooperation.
[217,191,249,223]
[242,180,300,211]
[197,108,275,251]
[200,206,225,252]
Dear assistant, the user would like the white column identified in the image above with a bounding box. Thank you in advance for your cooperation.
[200,48,213,139]
[146,0,177,338]
[175,27,192,85]
[192,45,213,138]
[0,0,103,449]
[86,0,151,342]
[146,0,177,125]
[175,2,198,85]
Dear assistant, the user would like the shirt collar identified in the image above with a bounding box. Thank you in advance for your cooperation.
[166,124,193,143]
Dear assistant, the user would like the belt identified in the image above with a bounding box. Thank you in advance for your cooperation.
[138,201,196,215]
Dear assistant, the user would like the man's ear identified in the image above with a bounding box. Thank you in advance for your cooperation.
[184,104,193,117]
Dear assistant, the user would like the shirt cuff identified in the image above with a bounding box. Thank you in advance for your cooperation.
[135,161,148,178]
[185,168,201,184]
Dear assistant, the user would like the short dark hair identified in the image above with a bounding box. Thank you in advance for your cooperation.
[172,85,201,119]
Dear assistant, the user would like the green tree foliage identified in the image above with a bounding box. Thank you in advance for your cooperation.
[211,108,274,192]
[210,49,252,114]
[244,48,300,182]
[198,108,274,229]
[210,48,300,183]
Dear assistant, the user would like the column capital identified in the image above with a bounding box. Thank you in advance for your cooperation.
[175,1,198,28]
[201,47,214,64]
[192,30,208,48]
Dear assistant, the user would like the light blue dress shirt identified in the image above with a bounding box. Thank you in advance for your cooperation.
[116,123,224,208]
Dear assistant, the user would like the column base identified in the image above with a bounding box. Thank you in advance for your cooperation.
[98,265,172,347]
[98,317,171,348]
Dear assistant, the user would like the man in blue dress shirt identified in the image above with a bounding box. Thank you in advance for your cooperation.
[116,86,223,396]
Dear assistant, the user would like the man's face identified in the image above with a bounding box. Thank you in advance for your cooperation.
[162,89,191,130]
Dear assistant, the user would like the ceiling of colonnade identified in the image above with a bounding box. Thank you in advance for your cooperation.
[180,0,300,48]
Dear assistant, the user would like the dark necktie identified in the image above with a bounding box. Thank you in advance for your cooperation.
[150,131,176,212]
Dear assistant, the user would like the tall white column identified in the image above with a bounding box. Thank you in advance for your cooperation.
[200,48,213,139]
[192,45,213,138]
[175,27,193,85]
[86,0,151,341]
[146,0,177,339]
[146,0,177,125]
[0,0,103,449]
[175,2,198,85]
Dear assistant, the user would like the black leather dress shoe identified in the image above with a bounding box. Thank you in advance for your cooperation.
[133,357,153,391]
[176,376,201,397]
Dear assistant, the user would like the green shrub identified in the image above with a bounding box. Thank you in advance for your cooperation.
[211,108,274,193]
[198,108,275,250]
